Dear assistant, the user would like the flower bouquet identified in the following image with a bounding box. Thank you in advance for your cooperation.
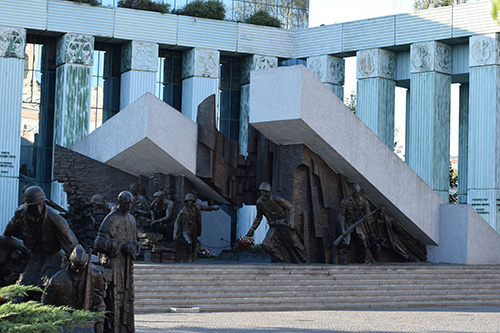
[236,236,254,250]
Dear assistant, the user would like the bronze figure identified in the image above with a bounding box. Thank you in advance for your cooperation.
[3,186,78,298]
[149,190,175,239]
[94,191,139,333]
[0,235,30,287]
[173,193,219,262]
[129,184,152,233]
[245,182,307,264]
[42,245,105,332]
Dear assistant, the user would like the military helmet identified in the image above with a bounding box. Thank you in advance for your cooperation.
[184,193,196,202]
[69,244,88,266]
[90,194,105,205]
[258,182,272,192]
[117,190,133,202]
[153,190,164,197]
[23,186,47,206]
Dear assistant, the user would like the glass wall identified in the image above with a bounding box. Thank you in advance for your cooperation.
[90,49,105,132]
[218,56,241,141]
[20,35,57,200]
[156,49,183,112]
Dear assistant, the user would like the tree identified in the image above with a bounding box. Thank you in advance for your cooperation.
[344,91,356,114]
[413,0,467,11]
[449,163,458,204]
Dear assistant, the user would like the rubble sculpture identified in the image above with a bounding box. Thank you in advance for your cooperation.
[94,191,139,333]
[173,193,219,262]
[0,235,30,287]
[3,186,78,299]
[245,182,307,264]
[42,245,105,332]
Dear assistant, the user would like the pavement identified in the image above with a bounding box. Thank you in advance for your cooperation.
[135,306,500,332]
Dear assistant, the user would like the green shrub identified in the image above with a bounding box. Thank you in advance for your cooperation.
[118,0,170,14]
[244,9,282,28]
[0,285,105,333]
[175,0,226,20]
[69,0,101,6]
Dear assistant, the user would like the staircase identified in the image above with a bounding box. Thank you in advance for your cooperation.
[133,262,500,313]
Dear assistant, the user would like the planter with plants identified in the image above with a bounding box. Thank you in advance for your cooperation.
[174,0,226,20]
[244,9,282,28]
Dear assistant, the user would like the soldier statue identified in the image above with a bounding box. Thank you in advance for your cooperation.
[3,185,78,299]
[129,184,152,233]
[0,235,30,287]
[94,191,140,333]
[245,182,307,264]
[173,193,219,262]
[42,245,105,332]
[149,190,175,239]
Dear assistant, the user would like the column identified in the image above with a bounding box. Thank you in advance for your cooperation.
[458,83,469,204]
[0,27,25,232]
[54,33,94,149]
[120,40,158,110]
[468,33,500,230]
[356,48,396,148]
[406,41,452,201]
[306,55,345,100]
[240,55,277,156]
[181,47,220,122]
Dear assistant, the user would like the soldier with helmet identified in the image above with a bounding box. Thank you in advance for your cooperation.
[94,190,139,333]
[245,182,307,264]
[3,185,78,298]
[173,193,219,262]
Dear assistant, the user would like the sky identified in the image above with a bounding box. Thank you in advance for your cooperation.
[307,0,486,158]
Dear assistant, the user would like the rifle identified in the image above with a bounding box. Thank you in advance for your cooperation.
[83,249,92,311]
[333,208,379,247]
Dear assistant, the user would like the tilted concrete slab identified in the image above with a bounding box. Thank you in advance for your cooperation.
[428,205,500,264]
[249,65,442,245]
[72,93,228,204]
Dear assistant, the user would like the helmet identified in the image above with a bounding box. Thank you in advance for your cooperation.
[24,186,47,206]
[117,191,134,202]
[184,193,196,202]
[153,190,164,197]
[90,195,105,205]
[69,245,88,266]
[258,182,272,192]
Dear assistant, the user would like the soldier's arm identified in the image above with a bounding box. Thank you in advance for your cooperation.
[199,204,219,212]
[49,208,78,254]
[94,216,122,257]
[246,207,263,237]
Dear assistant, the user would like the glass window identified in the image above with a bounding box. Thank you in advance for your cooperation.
[218,57,241,141]
[90,49,105,133]
[156,49,183,112]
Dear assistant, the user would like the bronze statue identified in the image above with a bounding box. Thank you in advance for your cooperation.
[94,191,139,333]
[149,190,175,238]
[0,235,30,287]
[129,183,152,233]
[3,186,78,298]
[337,183,376,264]
[80,194,114,250]
[173,193,219,262]
[42,245,105,332]
[245,182,307,264]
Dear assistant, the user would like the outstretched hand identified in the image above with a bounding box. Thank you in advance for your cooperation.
[122,243,136,255]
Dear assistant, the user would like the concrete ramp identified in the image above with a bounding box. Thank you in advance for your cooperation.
[249,65,442,245]
[72,93,228,203]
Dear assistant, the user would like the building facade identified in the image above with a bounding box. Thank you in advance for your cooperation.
[1,0,500,238]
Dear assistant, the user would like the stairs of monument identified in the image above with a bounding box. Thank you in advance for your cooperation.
[133,263,500,313]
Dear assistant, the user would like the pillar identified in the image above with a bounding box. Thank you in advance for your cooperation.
[356,48,396,148]
[240,55,277,156]
[306,55,345,100]
[120,40,158,109]
[468,33,500,230]
[54,33,94,149]
[406,41,452,201]
[0,27,25,232]
[458,83,469,204]
[181,47,220,122]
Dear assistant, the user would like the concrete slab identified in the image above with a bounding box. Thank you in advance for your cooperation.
[72,93,228,203]
[427,204,500,264]
[249,65,443,245]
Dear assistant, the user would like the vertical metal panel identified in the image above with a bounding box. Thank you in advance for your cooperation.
[343,16,395,52]
[181,77,218,121]
[0,178,19,233]
[114,8,177,45]
[395,50,410,82]
[177,16,237,52]
[48,0,114,37]
[458,83,468,204]
[293,24,342,58]
[453,2,500,38]
[396,6,452,45]
[0,0,47,31]
[120,70,157,110]
[452,43,469,75]
[237,23,294,58]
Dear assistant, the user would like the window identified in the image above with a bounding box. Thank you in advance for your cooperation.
[218,57,241,141]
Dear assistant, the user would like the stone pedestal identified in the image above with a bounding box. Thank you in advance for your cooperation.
[239,55,277,156]
[54,33,94,149]
[406,41,452,201]
[356,49,396,148]
[181,48,219,122]
[307,55,345,100]
[120,41,158,110]
[468,33,500,230]
[0,26,25,232]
